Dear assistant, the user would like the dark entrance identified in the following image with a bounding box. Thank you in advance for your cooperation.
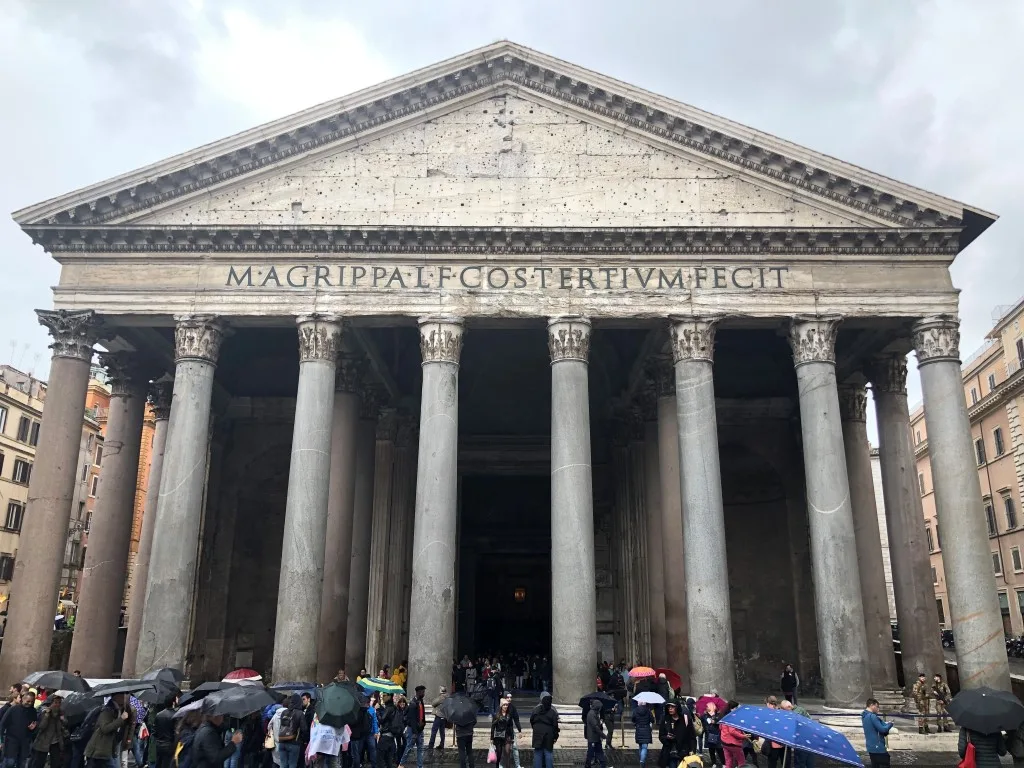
[457,475,551,657]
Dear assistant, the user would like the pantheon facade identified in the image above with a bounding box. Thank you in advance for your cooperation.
[0,43,1011,705]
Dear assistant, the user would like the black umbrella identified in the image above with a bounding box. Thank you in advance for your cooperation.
[23,671,90,693]
[949,686,1024,734]
[437,693,479,727]
[90,680,156,698]
[202,686,276,719]
[179,681,239,706]
[60,691,102,724]
[142,667,185,686]
[579,691,617,712]
[139,679,180,705]
[315,682,361,728]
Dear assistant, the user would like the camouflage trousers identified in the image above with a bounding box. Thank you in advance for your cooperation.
[935,702,950,730]
[916,699,930,728]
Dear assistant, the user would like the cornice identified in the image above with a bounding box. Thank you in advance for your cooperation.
[15,42,981,237]
[27,224,962,255]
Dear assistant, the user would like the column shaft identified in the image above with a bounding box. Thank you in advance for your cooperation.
[123,382,171,676]
[644,418,668,667]
[399,445,419,665]
[869,355,944,687]
[364,411,397,673]
[839,384,899,690]
[136,316,224,673]
[69,354,147,676]
[671,319,734,699]
[914,317,1010,690]
[383,418,416,668]
[316,358,362,682]
[790,318,871,707]
[344,399,379,675]
[628,424,650,663]
[0,310,98,683]
[273,316,343,683]
[549,317,597,702]
[408,318,463,694]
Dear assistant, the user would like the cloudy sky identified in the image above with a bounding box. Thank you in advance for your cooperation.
[1,0,1021,420]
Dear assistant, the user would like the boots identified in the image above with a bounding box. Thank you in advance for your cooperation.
[924,725,931,734]
[918,727,925,734]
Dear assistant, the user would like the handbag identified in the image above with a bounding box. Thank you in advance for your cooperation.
[487,746,498,764]
[958,739,976,768]
[264,726,275,750]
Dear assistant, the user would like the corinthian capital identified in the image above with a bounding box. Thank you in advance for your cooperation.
[646,354,675,397]
[174,315,225,364]
[867,353,909,394]
[419,316,464,365]
[547,316,591,363]
[148,378,174,421]
[837,383,868,423]
[669,317,718,363]
[36,309,100,361]
[99,352,145,397]
[296,315,343,363]
[912,316,960,366]
[335,354,367,393]
[789,316,841,366]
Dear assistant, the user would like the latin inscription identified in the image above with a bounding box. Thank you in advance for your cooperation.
[225,264,789,291]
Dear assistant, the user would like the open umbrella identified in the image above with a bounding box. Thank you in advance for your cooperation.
[721,706,861,767]
[179,681,239,706]
[633,691,665,705]
[223,668,262,682]
[654,668,682,692]
[357,677,404,696]
[90,680,156,698]
[316,682,361,728]
[949,687,1024,734]
[173,699,205,719]
[142,668,185,686]
[579,691,617,713]
[23,671,90,693]
[437,693,480,727]
[629,666,656,680]
[269,681,319,696]
[202,686,276,719]
[59,691,101,724]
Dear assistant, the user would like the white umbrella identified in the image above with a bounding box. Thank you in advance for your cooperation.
[633,691,665,705]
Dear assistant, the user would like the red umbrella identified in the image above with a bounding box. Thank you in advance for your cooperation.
[222,668,262,682]
[655,667,682,692]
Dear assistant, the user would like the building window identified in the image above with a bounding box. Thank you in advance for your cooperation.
[916,429,922,445]
[1000,591,1011,617]
[94,445,103,466]
[0,554,14,581]
[1006,494,1019,529]
[0,451,4,477]
[0,405,7,435]
[12,459,31,485]
[931,565,938,584]
[80,463,88,482]
[1014,547,1024,573]
[28,421,39,447]
[1018,591,1024,626]
[89,475,99,498]
[976,437,988,465]
[919,472,926,495]
[84,512,92,533]
[995,427,1006,456]
[3,501,24,533]
[994,551,1003,575]
[971,387,979,404]
[937,598,946,625]
[926,527,935,553]
[989,372,997,391]
[16,416,30,442]
[1018,338,1024,367]
[77,501,85,521]
[985,499,998,536]
[936,523,943,549]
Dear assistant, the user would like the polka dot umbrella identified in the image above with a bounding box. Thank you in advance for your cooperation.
[720,705,861,767]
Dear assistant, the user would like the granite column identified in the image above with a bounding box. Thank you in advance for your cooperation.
[272,316,343,683]
[0,310,99,683]
[365,408,397,673]
[136,315,224,673]
[68,352,147,676]
[628,409,650,663]
[671,318,734,699]
[122,379,172,677]
[643,410,667,668]
[913,317,1011,690]
[549,316,597,702]
[789,317,871,707]
[869,353,944,687]
[408,317,463,694]
[316,356,364,682]
[838,382,899,690]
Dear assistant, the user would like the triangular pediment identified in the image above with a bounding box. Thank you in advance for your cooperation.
[124,94,868,230]
[15,41,994,248]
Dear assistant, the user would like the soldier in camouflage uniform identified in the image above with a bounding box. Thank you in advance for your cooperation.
[932,673,952,732]
[911,673,931,734]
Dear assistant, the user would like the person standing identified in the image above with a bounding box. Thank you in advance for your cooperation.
[491,700,515,768]
[31,694,67,768]
[530,694,558,768]
[861,699,894,768]
[780,666,799,705]
[584,700,607,768]
[911,673,931,734]
[960,725,1007,768]
[931,674,952,733]
[657,701,693,768]
[428,688,448,751]
[454,710,477,768]
[701,702,723,768]
[377,696,401,768]
[348,705,375,768]
[631,702,654,768]
[190,715,243,768]
[718,703,746,768]
[501,694,522,768]
[779,702,813,768]
[83,694,130,768]
[150,700,177,768]
[399,686,426,768]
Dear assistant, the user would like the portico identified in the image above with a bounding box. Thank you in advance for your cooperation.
[1,42,1011,704]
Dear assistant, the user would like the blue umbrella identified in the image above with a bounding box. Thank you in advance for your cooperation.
[720,706,861,767]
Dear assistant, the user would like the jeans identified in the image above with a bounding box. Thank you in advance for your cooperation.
[638,745,649,766]
[509,737,520,768]
[584,742,607,768]
[456,736,474,768]
[70,743,86,768]
[868,755,890,768]
[793,751,814,768]
[428,719,446,749]
[30,747,62,768]
[350,737,376,768]
[532,749,552,768]
[399,729,423,768]
[279,742,301,768]
[132,735,146,768]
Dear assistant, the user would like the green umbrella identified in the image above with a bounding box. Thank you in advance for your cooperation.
[315,682,361,728]
[357,677,404,696]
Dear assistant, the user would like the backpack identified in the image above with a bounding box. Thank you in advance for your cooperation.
[693,716,704,738]
[277,709,298,742]
[958,739,977,768]
[71,705,103,743]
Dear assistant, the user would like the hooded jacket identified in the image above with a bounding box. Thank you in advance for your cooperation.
[191,722,237,768]
[530,694,559,750]
[584,700,605,744]
[631,704,653,745]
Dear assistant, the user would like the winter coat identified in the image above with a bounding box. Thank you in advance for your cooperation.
[32,706,66,751]
[530,696,559,750]
[153,708,176,752]
[780,672,798,694]
[380,704,404,738]
[0,702,38,752]
[405,697,426,732]
[659,714,695,756]
[701,713,722,747]
[191,722,237,768]
[507,703,522,733]
[861,711,892,755]
[656,679,672,701]
[491,714,514,746]
[85,704,126,759]
[959,728,1006,768]
[454,719,477,739]
[631,704,653,745]
[719,724,746,748]
[584,702,605,744]
[350,709,372,741]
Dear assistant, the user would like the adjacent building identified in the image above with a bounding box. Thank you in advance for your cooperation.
[913,298,1024,635]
